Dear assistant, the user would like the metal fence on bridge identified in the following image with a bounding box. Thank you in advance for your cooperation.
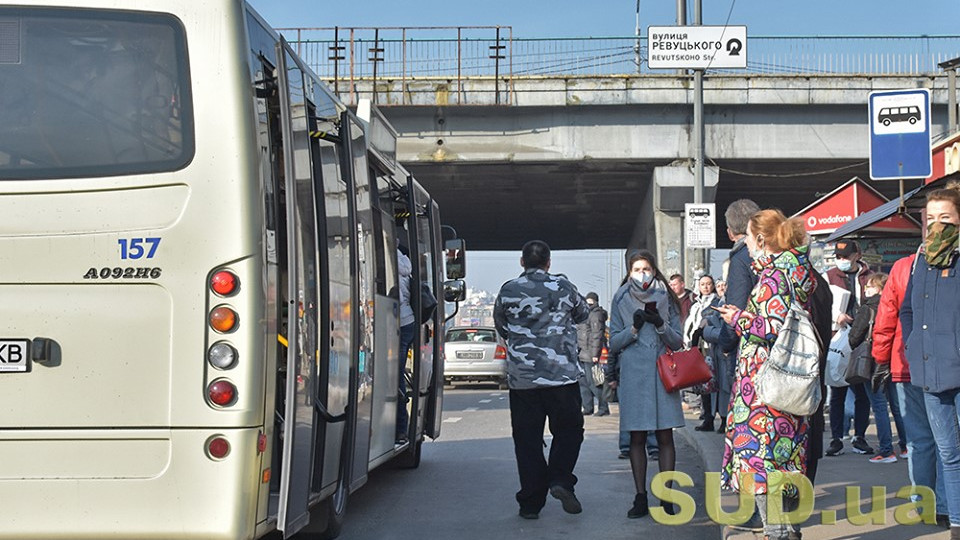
[276,26,960,104]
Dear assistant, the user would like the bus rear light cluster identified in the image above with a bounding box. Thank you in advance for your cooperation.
[208,342,237,370]
[209,306,238,333]
[206,436,230,460]
[208,379,237,407]
[210,270,239,296]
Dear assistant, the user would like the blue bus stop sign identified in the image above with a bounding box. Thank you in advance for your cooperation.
[869,89,932,180]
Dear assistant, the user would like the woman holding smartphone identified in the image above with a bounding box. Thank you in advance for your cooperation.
[608,249,684,519]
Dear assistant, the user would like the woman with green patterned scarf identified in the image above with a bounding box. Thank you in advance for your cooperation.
[901,182,960,540]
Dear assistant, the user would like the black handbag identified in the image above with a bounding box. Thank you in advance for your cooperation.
[844,309,875,386]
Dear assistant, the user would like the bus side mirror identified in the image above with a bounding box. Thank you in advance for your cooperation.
[443,280,466,303]
[444,239,466,280]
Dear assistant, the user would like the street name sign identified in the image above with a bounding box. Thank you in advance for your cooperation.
[647,26,747,70]
[685,203,716,249]
[868,88,932,180]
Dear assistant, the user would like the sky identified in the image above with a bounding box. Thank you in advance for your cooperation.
[247,0,960,38]
[245,0,960,306]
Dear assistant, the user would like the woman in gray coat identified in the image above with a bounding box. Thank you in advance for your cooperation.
[608,249,684,519]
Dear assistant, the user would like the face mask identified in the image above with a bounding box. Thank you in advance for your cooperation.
[633,272,654,289]
[865,287,879,298]
[835,259,853,272]
[925,221,960,267]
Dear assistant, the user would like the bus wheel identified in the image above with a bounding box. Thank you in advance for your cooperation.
[295,478,349,539]
[396,438,422,469]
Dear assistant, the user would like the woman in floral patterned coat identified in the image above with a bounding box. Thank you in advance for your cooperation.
[716,209,816,540]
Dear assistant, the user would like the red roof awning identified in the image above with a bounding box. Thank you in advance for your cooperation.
[793,177,920,236]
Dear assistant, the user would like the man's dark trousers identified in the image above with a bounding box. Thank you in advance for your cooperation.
[509,383,585,512]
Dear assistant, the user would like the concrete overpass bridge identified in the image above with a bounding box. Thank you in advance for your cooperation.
[284,29,960,273]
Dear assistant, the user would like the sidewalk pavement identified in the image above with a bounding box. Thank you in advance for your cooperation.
[675,403,949,540]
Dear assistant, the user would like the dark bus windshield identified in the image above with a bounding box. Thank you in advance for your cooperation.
[0,8,194,180]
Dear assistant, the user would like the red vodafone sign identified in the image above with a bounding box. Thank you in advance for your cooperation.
[795,177,920,236]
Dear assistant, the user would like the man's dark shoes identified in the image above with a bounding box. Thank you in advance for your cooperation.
[938,513,951,528]
[729,508,763,532]
[550,485,582,514]
[518,508,539,520]
[582,409,594,416]
[694,419,715,431]
[825,439,844,456]
[851,436,874,455]
[594,410,610,417]
[618,451,629,459]
[648,450,659,461]
[627,493,649,518]
[716,419,727,433]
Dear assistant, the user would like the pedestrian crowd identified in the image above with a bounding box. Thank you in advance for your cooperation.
[491,182,960,540]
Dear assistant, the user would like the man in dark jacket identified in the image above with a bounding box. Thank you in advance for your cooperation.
[806,268,834,484]
[577,292,608,416]
[724,199,761,311]
[825,240,875,457]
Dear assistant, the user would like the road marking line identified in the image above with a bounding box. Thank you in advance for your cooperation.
[479,399,492,403]
[465,407,479,412]
[443,417,462,423]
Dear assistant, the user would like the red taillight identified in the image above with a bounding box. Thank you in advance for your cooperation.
[495,345,507,360]
[207,436,230,459]
[257,432,267,453]
[211,271,238,296]
[208,379,237,406]
[209,306,238,333]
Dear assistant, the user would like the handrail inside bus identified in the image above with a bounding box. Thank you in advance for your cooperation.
[277,333,347,423]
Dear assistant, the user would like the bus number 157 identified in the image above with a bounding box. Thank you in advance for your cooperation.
[118,237,162,260]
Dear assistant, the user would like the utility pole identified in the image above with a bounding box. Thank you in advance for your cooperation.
[634,0,642,73]
[941,57,960,133]
[692,0,706,277]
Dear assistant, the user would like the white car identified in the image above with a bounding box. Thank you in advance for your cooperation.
[444,326,508,389]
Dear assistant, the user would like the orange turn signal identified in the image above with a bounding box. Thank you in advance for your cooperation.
[209,306,238,333]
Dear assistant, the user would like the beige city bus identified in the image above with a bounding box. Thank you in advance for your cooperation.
[0,1,466,538]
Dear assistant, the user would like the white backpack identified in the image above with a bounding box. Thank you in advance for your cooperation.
[753,270,823,416]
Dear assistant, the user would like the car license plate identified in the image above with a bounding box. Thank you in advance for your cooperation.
[456,351,483,360]
[0,339,30,373]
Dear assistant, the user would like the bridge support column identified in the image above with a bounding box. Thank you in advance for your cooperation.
[652,162,719,282]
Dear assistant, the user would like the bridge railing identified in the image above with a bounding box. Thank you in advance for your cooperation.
[275,27,960,104]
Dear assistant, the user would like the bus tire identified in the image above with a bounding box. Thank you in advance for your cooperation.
[395,438,422,469]
[295,479,349,540]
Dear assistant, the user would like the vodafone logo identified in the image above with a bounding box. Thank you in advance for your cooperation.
[807,214,853,229]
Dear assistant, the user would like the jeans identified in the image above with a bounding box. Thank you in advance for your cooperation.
[578,361,607,414]
[923,387,960,525]
[868,383,907,455]
[510,383,584,512]
[396,323,416,438]
[829,382,870,441]
[620,430,658,455]
[898,382,947,515]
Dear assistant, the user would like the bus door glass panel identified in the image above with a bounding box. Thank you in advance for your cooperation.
[316,137,353,491]
[414,187,436,398]
[425,199,444,439]
[348,117,375,483]
[275,41,320,537]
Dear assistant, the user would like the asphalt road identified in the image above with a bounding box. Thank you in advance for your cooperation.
[337,385,721,540]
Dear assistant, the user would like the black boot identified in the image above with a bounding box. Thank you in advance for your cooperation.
[660,499,678,515]
[627,493,649,518]
[716,419,726,433]
[694,419,715,431]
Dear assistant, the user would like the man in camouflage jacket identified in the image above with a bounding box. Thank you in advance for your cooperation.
[494,240,590,519]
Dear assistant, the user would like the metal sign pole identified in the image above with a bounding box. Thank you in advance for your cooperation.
[693,0,705,277]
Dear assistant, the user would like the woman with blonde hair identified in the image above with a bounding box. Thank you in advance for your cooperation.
[716,209,817,540]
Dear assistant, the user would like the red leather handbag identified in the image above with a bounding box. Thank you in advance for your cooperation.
[656,347,713,393]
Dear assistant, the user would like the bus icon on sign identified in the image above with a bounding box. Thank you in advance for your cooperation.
[878,106,921,126]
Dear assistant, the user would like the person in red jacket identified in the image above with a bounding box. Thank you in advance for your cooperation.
[872,253,947,525]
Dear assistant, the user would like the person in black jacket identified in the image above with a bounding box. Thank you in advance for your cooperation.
[806,267,834,485]
[848,273,903,464]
